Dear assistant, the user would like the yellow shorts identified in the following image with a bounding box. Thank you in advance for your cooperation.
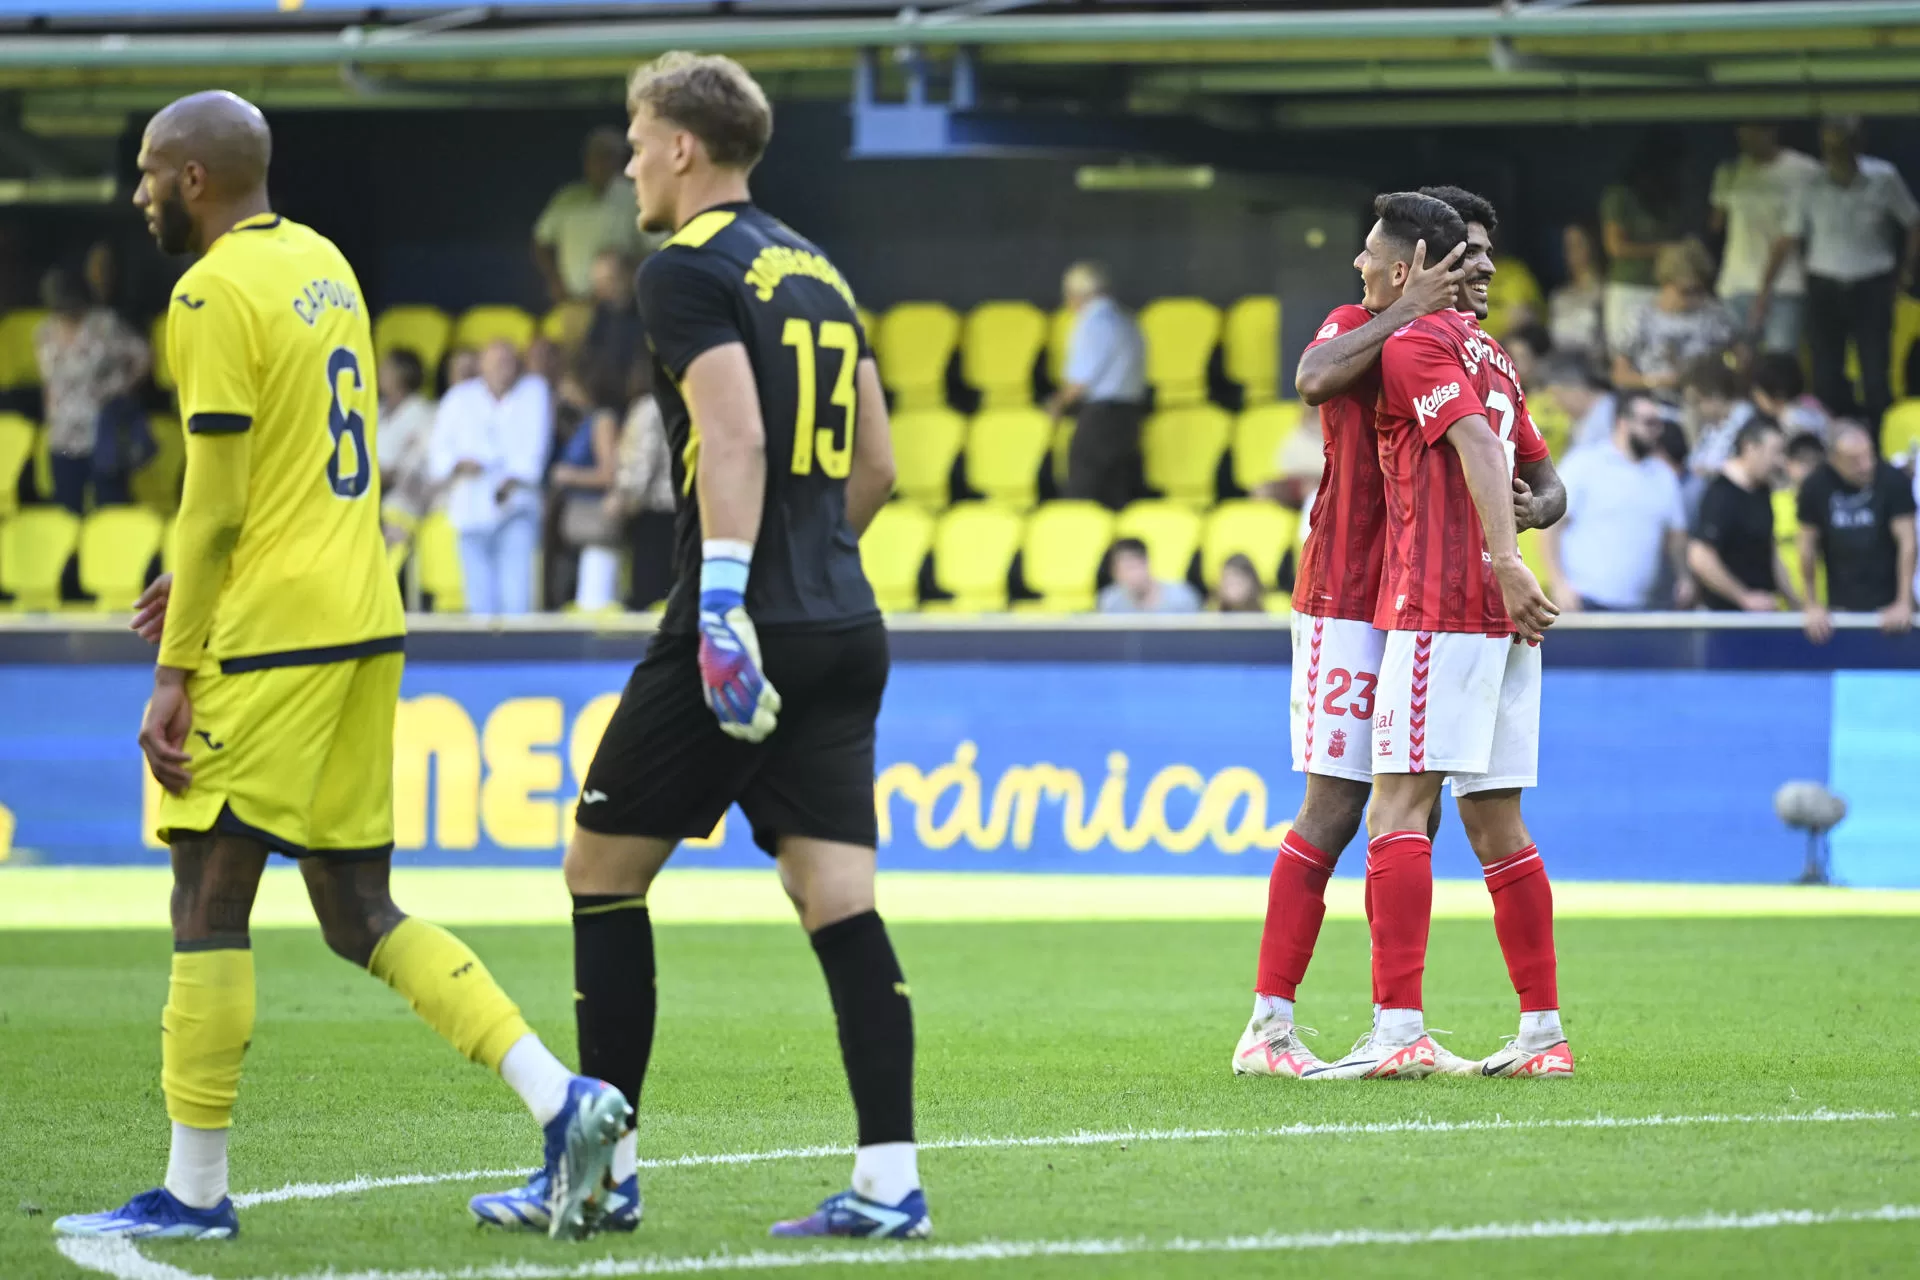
[156,652,402,858]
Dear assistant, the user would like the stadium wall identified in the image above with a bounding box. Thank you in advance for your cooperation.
[0,622,1913,887]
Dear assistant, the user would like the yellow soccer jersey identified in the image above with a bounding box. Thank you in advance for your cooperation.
[158,213,404,671]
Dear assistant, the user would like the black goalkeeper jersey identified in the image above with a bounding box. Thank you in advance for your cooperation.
[636,201,880,635]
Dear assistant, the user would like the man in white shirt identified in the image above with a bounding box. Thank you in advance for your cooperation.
[532,128,647,303]
[1542,390,1693,611]
[1711,124,1821,354]
[1758,116,1920,435]
[428,339,552,615]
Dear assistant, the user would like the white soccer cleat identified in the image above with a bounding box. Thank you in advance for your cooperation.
[1477,1036,1576,1079]
[1231,1016,1324,1077]
[1300,1030,1440,1080]
[1425,1031,1480,1076]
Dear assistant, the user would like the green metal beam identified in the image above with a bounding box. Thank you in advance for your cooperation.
[0,2,1915,71]
[1275,86,1920,129]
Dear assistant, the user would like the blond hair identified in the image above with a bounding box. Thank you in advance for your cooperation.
[628,51,772,170]
[1654,237,1713,292]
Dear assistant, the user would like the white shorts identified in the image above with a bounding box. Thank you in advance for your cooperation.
[1289,612,1386,784]
[1371,630,1541,796]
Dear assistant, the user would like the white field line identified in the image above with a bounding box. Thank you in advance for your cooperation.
[231,1107,1910,1208]
[58,1203,1920,1280]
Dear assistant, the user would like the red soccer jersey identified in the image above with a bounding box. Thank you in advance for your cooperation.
[1373,309,1549,635]
[1292,304,1388,623]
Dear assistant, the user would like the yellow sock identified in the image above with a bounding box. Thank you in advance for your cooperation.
[161,947,256,1130]
[369,917,532,1071]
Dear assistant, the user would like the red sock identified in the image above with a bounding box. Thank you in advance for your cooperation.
[1483,843,1559,1011]
[1254,830,1338,999]
[1366,831,1432,1010]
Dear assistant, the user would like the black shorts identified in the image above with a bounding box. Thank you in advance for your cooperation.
[576,620,888,855]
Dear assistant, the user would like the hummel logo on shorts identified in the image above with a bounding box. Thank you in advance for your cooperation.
[581,790,609,804]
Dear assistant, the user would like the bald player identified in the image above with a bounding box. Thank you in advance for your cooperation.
[55,92,629,1244]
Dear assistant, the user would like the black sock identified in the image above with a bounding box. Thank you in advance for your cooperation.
[571,894,656,1114]
[809,909,915,1146]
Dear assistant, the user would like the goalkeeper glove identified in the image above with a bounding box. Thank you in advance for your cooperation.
[696,540,782,743]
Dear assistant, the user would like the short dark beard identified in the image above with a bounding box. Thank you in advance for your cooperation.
[1626,436,1655,462]
[154,189,194,256]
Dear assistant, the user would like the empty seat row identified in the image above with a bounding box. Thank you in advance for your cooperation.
[0,505,166,611]
[892,400,1309,511]
[0,411,185,519]
[859,498,1302,614]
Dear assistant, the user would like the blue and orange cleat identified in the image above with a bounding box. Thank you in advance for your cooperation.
[53,1187,238,1240]
[470,1168,640,1233]
[543,1076,634,1241]
[770,1188,932,1240]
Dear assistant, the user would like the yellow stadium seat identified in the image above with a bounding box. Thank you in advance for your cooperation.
[130,415,185,516]
[932,502,1022,611]
[1485,256,1543,340]
[890,408,965,510]
[860,502,935,613]
[449,304,534,355]
[1021,500,1115,612]
[875,302,961,412]
[1531,400,1573,460]
[1138,297,1222,409]
[1894,295,1920,400]
[1049,419,1074,489]
[0,506,78,611]
[1142,403,1232,506]
[0,309,47,390]
[856,306,878,345]
[541,300,594,349]
[1223,296,1280,405]
[962,301,1046,409]
[1046,306,1076,387]
[78,505,163,611]
[1232,401,1306,493]
[0,412,34,518]
[1115,499,1202,584]
[150,313,173,392]
[375,305,455,377]
[1201,499,1299,588]
[965,408,1052,510]
[413,511,466,612]
[1518,526,1551,587]
[1882,399,1920,464]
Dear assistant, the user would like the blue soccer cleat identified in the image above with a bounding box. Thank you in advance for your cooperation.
[470,1168,640,1233]
[769,1188,932,1240]
[53,1187,238,1240]
[543,1076,634,1241]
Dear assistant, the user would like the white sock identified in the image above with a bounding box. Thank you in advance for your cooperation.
[1253,994,1294,1024]
[1519,1010,1564,1050]
[163,1122,229,1210]
[612,1130,638,1183]
[499,1034,575,1126]
[852,1142,920,1205]
[1375,1007,1424,1045]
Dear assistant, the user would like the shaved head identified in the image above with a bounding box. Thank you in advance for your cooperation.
[134,90,273,255]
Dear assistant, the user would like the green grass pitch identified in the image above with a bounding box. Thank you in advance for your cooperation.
[5,888,1920,1277]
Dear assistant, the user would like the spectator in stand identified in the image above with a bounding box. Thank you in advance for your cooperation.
[1759,116,1920,435]
[1750,351,1833,440]
[1689,416,1799,612]
[549,356,627,611]
[376,348,438,535]
[1096,537,1199,614]
[82,241,135,324]
[1613,240,1735,395]
[533,126,645,304]
[1682,354,1751,478]
[1711,124,1822,354]
[581,249,645,393]
[1798,421,1917,639]
[1503,322,1550,390]
[608,366,676,610]
[1547,223,1607,362]
[1049,261,1146,511]
[1213,553,1266,614]
[1784,430,1828,492]
[1542,390,1692,612]
[33,267,149,512]
[1542,352,1616,453]
[1601,128,1691,354]
[428,338,551,615]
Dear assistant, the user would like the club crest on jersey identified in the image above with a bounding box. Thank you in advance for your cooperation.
[1413,382,1461,426]
[1327,728,1348,759]
[1316,321,1341,340]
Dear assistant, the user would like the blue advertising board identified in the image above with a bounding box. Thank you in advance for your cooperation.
[0,652,1905,886]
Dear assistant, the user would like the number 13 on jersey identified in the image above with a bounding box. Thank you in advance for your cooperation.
[782,318,858,478]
